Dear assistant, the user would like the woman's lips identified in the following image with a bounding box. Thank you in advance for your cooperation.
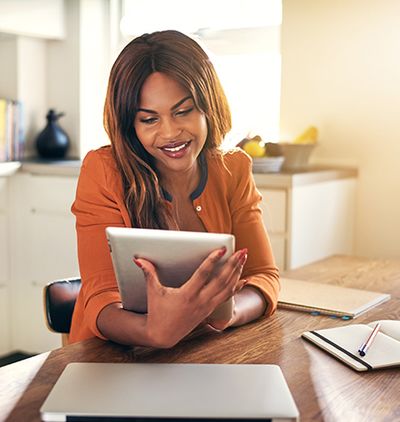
[159,141,191,158]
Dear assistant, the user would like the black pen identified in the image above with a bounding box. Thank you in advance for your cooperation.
[358,322,381,357]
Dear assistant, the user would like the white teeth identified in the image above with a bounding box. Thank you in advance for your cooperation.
[163,142,188,152]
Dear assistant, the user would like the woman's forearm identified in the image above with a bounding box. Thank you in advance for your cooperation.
[231,285,267,327]
[97,303,155,347]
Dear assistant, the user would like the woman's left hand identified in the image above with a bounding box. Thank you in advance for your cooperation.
[206,297,237,331]
[206,284,268,331]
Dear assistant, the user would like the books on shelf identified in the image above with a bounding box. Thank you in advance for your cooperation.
[302,320,400,371]
[278,277,390,318]
[0,97,24,162]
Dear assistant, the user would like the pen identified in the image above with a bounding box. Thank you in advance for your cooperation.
[358,322,381,357]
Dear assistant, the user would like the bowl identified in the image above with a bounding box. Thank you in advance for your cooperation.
[265,142,316,170]
[252,156,284,173]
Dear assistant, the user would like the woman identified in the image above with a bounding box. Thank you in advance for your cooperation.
[69,30,279,348]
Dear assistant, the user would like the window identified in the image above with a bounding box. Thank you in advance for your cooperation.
[83,0,281,155]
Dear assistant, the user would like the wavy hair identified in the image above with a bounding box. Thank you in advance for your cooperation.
[104,30,231,229]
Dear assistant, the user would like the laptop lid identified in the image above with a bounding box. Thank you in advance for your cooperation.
[40,363,299,421]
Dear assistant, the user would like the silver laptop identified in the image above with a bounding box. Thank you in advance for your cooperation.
[40,363,299,421]
[106,227,235,320]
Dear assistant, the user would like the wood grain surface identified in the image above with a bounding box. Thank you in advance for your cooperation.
[1,255,400,422]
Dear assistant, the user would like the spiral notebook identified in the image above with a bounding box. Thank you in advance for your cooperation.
[278,278,391,318]
[302,320,400,371]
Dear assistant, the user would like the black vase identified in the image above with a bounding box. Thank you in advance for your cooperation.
[36,109,70,159]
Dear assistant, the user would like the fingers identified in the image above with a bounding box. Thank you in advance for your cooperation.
[186,246,228,294]
[133,257,162,290]
[203,249,248,305]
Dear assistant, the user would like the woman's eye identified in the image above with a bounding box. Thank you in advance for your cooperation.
[140,117,158,125]
[176,107,194,117]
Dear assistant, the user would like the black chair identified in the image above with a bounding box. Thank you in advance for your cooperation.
[43,278,81,345]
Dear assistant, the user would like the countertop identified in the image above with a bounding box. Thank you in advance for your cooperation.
[21,159,81,177]
[1,160,358,186]
[253,166,358,188]
[0,158,82,177]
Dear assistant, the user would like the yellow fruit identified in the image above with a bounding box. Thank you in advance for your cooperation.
[293,126,318,144]
[243,140,266,158]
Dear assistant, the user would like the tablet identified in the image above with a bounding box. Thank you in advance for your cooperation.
[105,227,235,319]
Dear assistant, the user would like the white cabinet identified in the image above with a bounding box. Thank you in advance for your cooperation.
[9,172,79,354]
[258,189,287,270]
[289,178,356,268]
[0,177,11,356]
[255,169,357,270]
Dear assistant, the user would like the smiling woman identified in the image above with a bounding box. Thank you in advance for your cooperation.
[70,30,280,349]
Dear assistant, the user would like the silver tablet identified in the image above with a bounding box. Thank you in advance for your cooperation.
[106,227,235,319]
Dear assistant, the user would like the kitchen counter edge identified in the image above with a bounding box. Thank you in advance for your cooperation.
[1,161,357,184]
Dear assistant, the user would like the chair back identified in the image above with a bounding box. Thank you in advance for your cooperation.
[44,278,81,335]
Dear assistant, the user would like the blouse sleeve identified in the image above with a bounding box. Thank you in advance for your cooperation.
[228,150,280,316]
[71,149,129,339]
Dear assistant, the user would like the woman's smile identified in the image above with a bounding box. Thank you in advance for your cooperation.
[159,140,192,158]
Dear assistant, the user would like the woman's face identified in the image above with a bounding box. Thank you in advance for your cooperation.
[134,72,208,176]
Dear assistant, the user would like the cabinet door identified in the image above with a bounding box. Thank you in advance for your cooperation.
[0,208,8,284]
[0,178,8,282]
[258,189,286,233]
[12,279,61,353]
[0,214,10,355]
[27,211,78,283]
[0,283,10,356]
[258,189,287,270]
[269,236,286,271]
[0,178,10,355]
[10,173,79,353]
[289,179,356,269]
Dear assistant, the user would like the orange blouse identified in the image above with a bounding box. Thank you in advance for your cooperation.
[69,146,280,343]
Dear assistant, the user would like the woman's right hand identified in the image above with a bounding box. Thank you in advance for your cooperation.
[135,247,247,348]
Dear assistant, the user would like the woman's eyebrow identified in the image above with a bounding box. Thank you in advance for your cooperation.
[136,96,192,114]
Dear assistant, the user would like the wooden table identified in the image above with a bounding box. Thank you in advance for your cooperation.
[1,255,400,422]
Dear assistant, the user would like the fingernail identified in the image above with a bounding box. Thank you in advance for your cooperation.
[239,253,247,265]
[236,248,248,262]
[133,258,143,268]
[217,246,227,258]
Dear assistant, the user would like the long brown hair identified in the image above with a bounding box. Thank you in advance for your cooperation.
[104,30,231,229]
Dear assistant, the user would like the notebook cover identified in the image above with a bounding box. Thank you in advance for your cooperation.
[278,278,390,318]
[302,322,400,371]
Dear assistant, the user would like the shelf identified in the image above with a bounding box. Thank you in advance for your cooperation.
[0,162,21,177]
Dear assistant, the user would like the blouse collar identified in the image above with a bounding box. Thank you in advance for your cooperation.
[161,152,208,202]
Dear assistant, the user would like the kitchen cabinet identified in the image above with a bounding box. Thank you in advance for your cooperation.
[258,188,287,270]
[9,171,79,354]
[0,177,11,356]
[254,168,357,270]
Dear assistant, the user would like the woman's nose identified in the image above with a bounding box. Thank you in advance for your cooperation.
[159,117,181,139]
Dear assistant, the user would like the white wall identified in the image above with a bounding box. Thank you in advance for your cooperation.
[0,35,17,98]
[17,37,48,154]
[48,0,111,159]
[0,35,47,156]
[79,0,111,158]
[0,0,65,39]
[47,0,80,159]
[280,0,400,259]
